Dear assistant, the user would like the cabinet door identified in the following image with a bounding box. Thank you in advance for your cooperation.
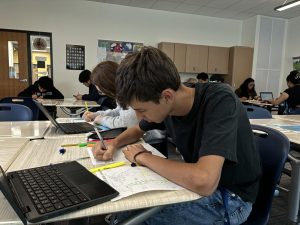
[207,46,229,74]
[229,47,254,88]
[186,45,208,73]
[174,43,186,73]
[158,42,174,61]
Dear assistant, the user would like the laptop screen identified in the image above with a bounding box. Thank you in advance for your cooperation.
[260,92,273,101]
[34,100,60,128]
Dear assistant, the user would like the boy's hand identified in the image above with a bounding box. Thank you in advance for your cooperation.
[92,142,116,161]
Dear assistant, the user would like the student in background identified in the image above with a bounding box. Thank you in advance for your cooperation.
[92,47,261,225]
[197,72,209,83]
[74,69,116,110]
[82,61,138,128]
[18,76,64,119]
[234,77,258,100]
[74,70,100,101]
[270,70,300,114]
[18,76,64,99]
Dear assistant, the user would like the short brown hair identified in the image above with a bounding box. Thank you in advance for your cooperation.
[91,61,118,99]
[116,46,181,108]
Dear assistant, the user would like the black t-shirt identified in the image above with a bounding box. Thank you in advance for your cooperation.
[139,83,261,203]
[284,85,300,109]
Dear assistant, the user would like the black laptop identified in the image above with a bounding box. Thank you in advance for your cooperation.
[0,161,118,224]
[34,100,95,134]
[260,92,273,101]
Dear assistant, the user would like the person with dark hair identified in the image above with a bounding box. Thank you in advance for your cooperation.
[75,69,115,111]
[270,70,300,114]
[18,76,64,99]
[92,47,261,225]
[74,70,100,101]
[82,61,136,128]
[234,77,258,100]
[18,76,64,119]
[197,72,209,83]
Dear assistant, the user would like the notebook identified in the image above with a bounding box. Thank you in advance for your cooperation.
[260,92,273,101]
[0,161,118,224]
[34,100,95,134]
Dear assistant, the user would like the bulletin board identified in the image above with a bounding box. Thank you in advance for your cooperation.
[293,56,300,71]
[66,44,85,70]
[97,40,143,64]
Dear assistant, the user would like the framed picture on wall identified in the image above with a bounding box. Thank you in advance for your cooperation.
[66,44,85,70]
[293,56,300,71]
[97,40,143,64]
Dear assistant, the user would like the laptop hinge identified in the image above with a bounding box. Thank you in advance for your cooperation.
[9,180,31,214]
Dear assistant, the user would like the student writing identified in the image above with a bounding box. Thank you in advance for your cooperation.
[92,47,261,225]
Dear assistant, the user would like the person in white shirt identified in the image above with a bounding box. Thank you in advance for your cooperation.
[82,61,138,128]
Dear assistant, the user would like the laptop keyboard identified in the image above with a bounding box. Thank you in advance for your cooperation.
[16,165,89,214]
[60,123,94,134]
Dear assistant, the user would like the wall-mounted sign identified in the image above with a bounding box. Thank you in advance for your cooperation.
[97,40,143,64]
[66,44,85,70]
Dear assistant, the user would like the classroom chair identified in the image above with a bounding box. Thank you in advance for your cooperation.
[0,97,39,120]
[0,103,33,121]
[243,105,272,119]
[242,124,289,225]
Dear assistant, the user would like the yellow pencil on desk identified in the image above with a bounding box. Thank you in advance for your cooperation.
[85,101,89,112]
[89,161,126,173]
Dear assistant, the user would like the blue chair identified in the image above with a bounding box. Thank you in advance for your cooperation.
[243,105,272,119]
[0,97,39,120]
[0,103,33,121]
[242,125,289,225]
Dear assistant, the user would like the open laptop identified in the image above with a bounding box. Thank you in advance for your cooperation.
[0,161,118,224]
[34,100,95,134]
[260,92,273,101]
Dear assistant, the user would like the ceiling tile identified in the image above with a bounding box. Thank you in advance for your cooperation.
[86,0,300,20]
[205,0,242,9]
[151,0,181,11]
[183,0,211,6]
[129,0,156,8]
[174,3,201,13]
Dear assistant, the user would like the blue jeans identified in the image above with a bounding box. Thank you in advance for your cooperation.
[117,189,252,225]
[288,108,300,115]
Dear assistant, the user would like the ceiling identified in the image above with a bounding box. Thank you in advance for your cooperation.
[86,0,300,20]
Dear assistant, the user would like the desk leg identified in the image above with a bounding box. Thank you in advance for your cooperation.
[288,160,300,222]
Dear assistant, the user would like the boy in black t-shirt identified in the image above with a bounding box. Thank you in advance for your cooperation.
[92,47,261,225]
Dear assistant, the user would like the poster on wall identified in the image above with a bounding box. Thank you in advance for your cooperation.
[66,44,85,70]
[293,56,300,71]
[97,40,143,64]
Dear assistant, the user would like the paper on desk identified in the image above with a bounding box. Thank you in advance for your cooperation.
[97,166,183,201]
[87,143,166,165]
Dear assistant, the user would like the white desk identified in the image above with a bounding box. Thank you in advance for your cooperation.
[0,121,50,139]
[38,98,99,118]
[0,138,200,224]
[0,138,29,172]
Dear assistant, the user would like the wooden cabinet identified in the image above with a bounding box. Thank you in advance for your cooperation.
[226,46,254,88]
[158,42,186,72]
[158,42,174,61]
[207,46,229,74]
[174,43,186,73]
[185,44,208,73]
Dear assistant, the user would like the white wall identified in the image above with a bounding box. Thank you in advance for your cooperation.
[282,15,300,91]
[0,0,242,97]
[241,16,257,48]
